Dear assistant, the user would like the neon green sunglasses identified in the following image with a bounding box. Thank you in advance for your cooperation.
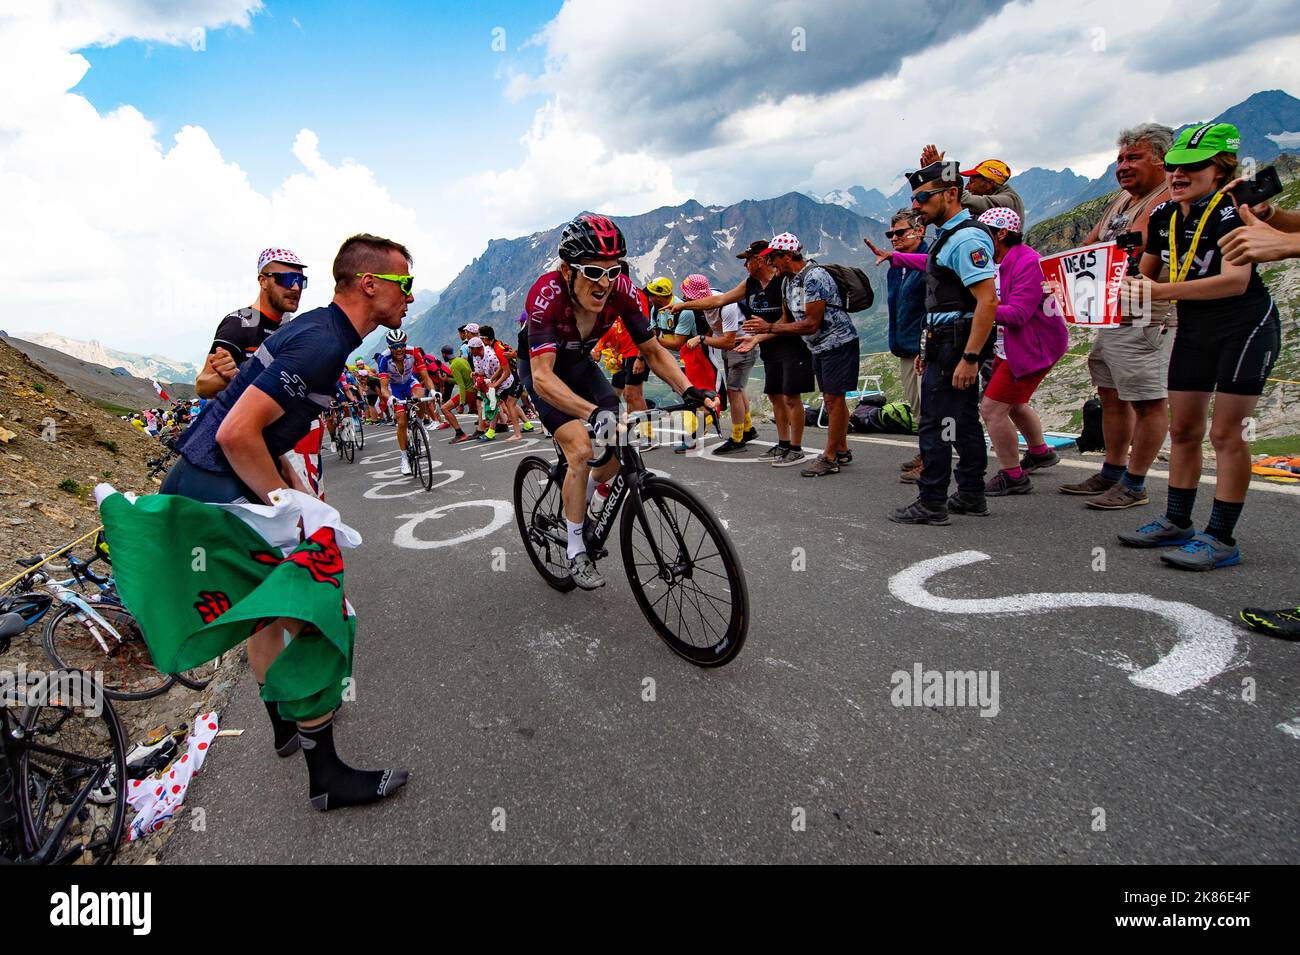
[358,272,414,295]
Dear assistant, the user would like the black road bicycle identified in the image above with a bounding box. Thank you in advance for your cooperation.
[513,403,748,667]
[0,635,127,865]
[398,395,440,491]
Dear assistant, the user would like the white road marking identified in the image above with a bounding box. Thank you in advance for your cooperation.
[887,550,1238,697]
[361,449,401,465]
[1276,716,1300,741]
[392,500,513,549]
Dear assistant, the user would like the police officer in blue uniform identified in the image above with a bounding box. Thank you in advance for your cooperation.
[890,161,999,525]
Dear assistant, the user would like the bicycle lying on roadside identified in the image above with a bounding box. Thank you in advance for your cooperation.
[0,628,127,865]
[2,542,218,700]
[513,403,749,667]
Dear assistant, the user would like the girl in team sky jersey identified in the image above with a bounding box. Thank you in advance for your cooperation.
[1116,123,1280,571]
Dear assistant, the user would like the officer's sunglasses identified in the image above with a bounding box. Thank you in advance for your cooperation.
[260,271,308,289]
[573,263,625,283]
[911,187,947,206]
[358,273,415,295]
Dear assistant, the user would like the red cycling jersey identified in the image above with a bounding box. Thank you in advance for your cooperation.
[524,270,652,367]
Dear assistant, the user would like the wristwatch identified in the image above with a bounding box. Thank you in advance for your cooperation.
[962,351,980,363]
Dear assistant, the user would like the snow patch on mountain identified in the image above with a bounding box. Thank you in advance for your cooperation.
[626,234,670,282]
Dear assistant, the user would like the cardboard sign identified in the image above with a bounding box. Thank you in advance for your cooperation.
[1039,241,1128,326]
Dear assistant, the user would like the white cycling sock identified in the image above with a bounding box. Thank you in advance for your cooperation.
[566,519,584,559]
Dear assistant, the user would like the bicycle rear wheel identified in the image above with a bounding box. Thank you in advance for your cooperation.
[619,477,748,667]
[13,671,127,864]
[42,603,174,700]
[513,456,575,592]
[354,411,365,450]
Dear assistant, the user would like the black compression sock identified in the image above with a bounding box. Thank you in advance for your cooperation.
[1165,485,1197,529]
[778,439,791,449]
[298,716,409,811]
[1205,498,1244,547]
[260,685,300,757]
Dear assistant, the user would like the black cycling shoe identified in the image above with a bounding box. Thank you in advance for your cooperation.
[946,490,989,516]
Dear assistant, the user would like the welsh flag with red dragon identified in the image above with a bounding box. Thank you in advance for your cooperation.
[94,485,358,721]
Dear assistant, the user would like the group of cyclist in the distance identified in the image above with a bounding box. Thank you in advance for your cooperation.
[327,321,542,477]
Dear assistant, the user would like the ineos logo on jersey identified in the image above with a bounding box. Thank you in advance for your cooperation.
[530,278,563,320]
[279,371,308,399]
[49,885,152,935]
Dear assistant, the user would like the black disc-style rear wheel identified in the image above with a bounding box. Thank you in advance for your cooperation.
[513,456,576,592]
[620,477,748,667]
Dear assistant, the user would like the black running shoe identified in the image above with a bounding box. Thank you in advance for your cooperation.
[985,469,1031,496]
[1020,448,1060,473]
[1239,607,1300,641]
[760,443,785,458]
[712,438,745,455]
[835,450,853,466]
[741,427,759,444]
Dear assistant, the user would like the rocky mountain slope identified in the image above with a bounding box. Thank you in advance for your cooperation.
[0,338,163,569]
[403,193,895,354]
[9,332,200,384]
[1,333,195,413]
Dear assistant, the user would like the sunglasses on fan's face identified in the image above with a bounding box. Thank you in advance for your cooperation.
[358,272,415,295]
[261,271,308,289]
[1164,158,1215,173]
[885,227,916,239]
[573,263,624,283]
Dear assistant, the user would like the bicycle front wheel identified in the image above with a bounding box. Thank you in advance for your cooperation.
[14,670,127,864]
[342,420,355,463]
[42,603,174,700]
[513,456,575,592]
[354,412,365,450]
[620,478,748,667]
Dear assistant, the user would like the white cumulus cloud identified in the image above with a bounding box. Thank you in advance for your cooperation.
[0,2,443,361]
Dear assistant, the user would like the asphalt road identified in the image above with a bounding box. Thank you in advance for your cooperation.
[163,418,1300,863]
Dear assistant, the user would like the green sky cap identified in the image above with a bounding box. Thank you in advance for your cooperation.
[1164,122,1242,164]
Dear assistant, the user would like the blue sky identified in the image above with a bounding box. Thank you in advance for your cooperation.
[72,0,553,198]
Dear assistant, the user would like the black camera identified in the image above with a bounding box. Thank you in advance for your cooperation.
[1115,230,1144,277]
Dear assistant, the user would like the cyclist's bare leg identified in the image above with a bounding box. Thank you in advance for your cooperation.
[395,401,409,450]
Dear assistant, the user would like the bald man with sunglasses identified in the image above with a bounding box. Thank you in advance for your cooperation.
[197,247,310,398]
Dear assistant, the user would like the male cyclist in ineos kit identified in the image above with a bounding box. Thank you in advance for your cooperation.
[518,214,718,589]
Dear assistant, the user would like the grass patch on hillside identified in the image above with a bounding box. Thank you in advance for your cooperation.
[90,398,138,417]
[1251,434,1300,456]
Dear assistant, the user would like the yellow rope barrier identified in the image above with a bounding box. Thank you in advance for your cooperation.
[0,525,103,593]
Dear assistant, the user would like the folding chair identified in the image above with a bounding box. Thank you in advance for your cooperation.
[814,374,884,429]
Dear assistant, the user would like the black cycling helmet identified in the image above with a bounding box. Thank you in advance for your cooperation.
[558,214,627,263]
